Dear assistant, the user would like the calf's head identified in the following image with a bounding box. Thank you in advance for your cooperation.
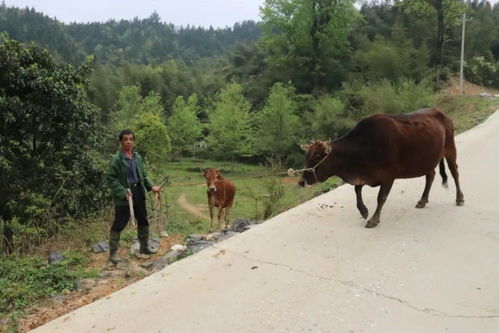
[203,168,222,192]
[298,141,333,186]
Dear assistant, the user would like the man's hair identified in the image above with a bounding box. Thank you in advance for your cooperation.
[118,129,135,141]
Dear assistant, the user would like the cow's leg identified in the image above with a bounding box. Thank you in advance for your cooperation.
[416,170,435,208]
[445,148,464,206]
[355,185,369,219]
[365,180,394,228]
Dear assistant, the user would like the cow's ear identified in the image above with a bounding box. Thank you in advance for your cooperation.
[201,168,206,176]
[300,144,311,152]
[322,141,332,154]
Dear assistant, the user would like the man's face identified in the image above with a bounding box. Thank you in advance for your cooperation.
[120,134,135,152]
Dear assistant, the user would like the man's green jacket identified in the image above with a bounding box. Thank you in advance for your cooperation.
[107,150,153,206]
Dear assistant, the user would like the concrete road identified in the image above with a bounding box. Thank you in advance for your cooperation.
[33,112,499,333]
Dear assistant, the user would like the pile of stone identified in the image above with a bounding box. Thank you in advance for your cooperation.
[142,218,260,272]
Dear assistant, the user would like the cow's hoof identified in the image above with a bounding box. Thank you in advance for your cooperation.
[456,199,464,206]
[360,209,369,219]
[415,200,427,209]
[365,220,378,228]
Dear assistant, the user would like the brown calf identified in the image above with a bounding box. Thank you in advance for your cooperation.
[203,168,236,230]
[299,108,464,228]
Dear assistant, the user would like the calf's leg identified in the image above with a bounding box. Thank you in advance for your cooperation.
[416,170,435,208]
[355,185,369,219]
[365,180,394,228]
[224,206,232,230]
[208,203,214,229]
[217,207,224,230]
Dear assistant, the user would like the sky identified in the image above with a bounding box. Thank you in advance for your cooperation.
[4,0,265,28]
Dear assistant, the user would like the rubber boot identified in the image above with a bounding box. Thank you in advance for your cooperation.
[138,225,157,254]
[108,230,122,264]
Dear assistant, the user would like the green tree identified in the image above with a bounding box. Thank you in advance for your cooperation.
[141,90,165,119]
[255,83,300,163]
[400,0,466,85]
[207,83,252,162]
[308,95,354,139]
[0,37,102,253]
[132,113,171,168]
[260,0,359,93]
[167,94,203,157]
[111,85,143,131]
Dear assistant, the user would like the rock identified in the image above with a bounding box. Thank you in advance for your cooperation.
[160,231,169,238]
[77,278,98,291]
[170,244,187,252]
[146,247,188,272]
[141,261,156,271]
[186,234,204,246]
[92,241,109,253]
[52,295,66,304]
[130,239,160,256]
[219,231,238,241]
[205,232,224,242]
[125,261,148,278]
[130,242,140,255]
[242,224,259,232]
[100,270,126,279]
[231,218,251,232]
[189,240,215,254]
[48,251,65,264]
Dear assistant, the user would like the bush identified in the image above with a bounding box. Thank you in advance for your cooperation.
[351,79,435,116]
[0,251,98,315]
[464,56,499,88]
[308,95,355,140]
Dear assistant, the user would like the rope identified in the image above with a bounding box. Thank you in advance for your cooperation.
[162,170,293,188]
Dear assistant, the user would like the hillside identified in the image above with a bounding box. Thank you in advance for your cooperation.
[0,4,260,65]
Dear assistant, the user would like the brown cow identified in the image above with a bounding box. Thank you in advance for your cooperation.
[203,168,236,230]
[299,108,464,228]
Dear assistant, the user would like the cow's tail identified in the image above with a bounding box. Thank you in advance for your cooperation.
[439,158,448,189]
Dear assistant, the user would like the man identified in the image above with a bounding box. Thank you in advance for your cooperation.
[107,129,162,264]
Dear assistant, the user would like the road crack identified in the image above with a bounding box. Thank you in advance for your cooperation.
[214,246,499,320]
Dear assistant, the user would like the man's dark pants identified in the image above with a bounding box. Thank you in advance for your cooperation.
[111,183,149,232]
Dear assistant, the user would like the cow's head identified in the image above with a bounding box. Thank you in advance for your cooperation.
[298,140,333,187]
[203,168,221,192]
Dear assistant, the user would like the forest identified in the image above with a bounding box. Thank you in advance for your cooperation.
[1,0,499,328]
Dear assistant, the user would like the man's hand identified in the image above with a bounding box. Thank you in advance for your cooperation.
[152,186,162,193]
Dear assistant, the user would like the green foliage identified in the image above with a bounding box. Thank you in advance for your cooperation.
[132,113,171,166]
[0,251,98,314]
[464,56,499,88]
[207,83,253,160]
[399,0,466,80]
[167,95,203,157]
[0,36,104,253]
[112,85,143,131]
[141,91,165,119]
[254,83,300,162]
[350,79,435,115]
[308,95,354,139]
[261,0,360,93]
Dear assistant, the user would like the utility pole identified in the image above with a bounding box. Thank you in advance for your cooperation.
[459,12,471,95]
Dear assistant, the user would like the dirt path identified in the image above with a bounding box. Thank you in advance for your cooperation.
[177,192,210,221]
